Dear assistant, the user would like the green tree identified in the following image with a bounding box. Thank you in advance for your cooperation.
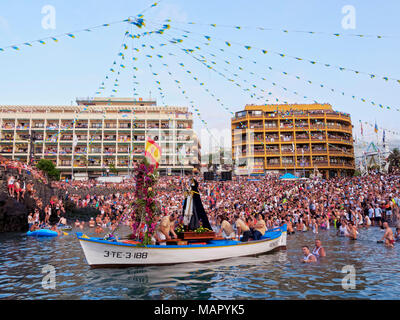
[108,163,118,175]
[388,148,400,171]
[36,159,60,181]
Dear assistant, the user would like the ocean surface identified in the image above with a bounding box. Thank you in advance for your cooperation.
[1,226,399,300]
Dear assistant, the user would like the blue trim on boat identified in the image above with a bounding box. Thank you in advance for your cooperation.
[76,225,286,248]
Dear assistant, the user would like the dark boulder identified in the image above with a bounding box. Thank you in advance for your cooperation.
[0,193,29,232]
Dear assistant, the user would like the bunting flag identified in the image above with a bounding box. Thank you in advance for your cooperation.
[0,0,161,54]
[154,18,397,39]
[145,138,161,168]
[146,21,400,112]
[146,21,400,85]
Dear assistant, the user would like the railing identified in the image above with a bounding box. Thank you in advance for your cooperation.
[295,138,309,142]
[328,150,353,155]
[313,161,329,166]
[266,163,281,167]
[312,149,327,153]
[329,163,355,168]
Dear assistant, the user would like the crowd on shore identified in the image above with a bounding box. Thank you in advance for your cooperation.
[3,153,397,252]
[0,156,69,234]
[44,167,400,252]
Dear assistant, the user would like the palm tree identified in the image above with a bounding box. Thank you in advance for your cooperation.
[387,148,400,171]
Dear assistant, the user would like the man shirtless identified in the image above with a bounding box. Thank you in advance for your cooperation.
[217,215,235,239]
[380,222,395,248]
[346,222,358,240]
[160,214,177,240]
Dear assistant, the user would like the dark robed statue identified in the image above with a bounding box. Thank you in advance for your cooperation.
[182,177,212,231]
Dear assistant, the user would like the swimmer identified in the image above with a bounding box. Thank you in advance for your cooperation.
[395,227,400,242]
[346,222,357,240]
[89,217,95,228]
[301,246,317,263]
[59,217,67,226]
[95,224,104,234]
[380,222,394,248]
[50,224,61,236]
[312,239,326,258]
[74,219,80,228]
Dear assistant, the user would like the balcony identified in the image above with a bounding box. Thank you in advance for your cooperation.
[312,149,327,154]
[328,150,354,156]
[327,137,352,144]
[329,162,355,168]
[266,163,281,168]
[313,161,329,166]
[281,149,295,155]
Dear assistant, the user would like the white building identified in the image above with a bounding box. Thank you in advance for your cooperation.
[0,97,201,179]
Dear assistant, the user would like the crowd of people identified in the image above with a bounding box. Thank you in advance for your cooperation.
[43,167,400,254]
[4,150,396,258]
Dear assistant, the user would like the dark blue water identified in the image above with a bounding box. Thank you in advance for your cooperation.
[1,227,399,299]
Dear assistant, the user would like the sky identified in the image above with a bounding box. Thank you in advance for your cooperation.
[0,0,399,154]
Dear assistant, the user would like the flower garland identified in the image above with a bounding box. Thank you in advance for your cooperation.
[130,158,159,245]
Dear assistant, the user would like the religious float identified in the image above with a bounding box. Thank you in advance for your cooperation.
[77,158,286,268]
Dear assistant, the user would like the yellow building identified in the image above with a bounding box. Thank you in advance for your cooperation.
[231,103,355,178]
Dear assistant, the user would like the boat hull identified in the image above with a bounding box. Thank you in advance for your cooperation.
[77,225,287,268]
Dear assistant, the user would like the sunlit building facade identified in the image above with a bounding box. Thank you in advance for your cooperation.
[231,103,355,178]
[0,98,200,179]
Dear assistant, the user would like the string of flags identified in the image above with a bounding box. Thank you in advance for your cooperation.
[360,121,400,136]
[143,24,358,153]
[147,23,320,107]
[0,1,161,54]
[146,21,400,113]
[154,18,398,40]
[148,21,400,86]
[0,19,131,54]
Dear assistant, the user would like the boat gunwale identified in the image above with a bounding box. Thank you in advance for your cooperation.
[76,229,286,250]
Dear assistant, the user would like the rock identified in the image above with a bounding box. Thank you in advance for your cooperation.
[0,193,29,232]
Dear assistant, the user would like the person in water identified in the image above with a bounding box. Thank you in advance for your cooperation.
[89,217,95,228]
[346,222,358,240]
[302,246,317,263]
[30,221,40,232]
[395,227,400,242]
[380,222,395,248]
[312,239,326,258]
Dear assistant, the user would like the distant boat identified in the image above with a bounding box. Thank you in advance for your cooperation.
[77,225,287,268]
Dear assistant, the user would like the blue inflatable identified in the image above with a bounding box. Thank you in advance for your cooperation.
[27,229,58,237]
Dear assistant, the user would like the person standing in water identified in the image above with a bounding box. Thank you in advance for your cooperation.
[301,246,317,263]
[380,222,395,248]
[312,239,326,258]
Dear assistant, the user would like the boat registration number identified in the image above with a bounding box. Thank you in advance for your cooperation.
[104,250,148,259]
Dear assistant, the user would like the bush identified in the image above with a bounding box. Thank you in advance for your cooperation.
[36,159,60,181]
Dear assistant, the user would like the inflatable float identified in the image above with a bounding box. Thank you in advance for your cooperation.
[27,229,59,237]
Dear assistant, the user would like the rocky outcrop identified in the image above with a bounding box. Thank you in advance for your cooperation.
[0,192,29,232]
[0,167,54,233]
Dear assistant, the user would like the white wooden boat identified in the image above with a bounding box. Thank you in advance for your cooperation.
[76,225,287,268]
